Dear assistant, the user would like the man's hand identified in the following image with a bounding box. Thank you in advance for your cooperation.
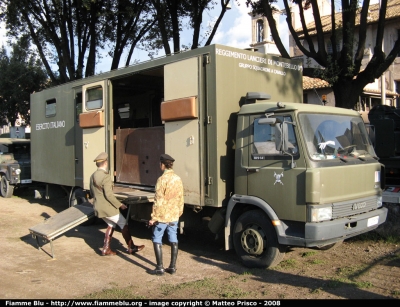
[120,204,128,210]
[148,220,157,226]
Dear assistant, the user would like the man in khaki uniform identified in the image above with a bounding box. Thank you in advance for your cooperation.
[90,152,145,256]
[148,154,184,275]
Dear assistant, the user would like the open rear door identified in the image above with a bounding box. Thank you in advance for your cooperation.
[80,80,111,190]
[163,56,202,206]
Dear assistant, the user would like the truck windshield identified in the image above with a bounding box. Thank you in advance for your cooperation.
[298,113,376,160]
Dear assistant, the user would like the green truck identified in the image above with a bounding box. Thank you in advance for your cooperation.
[30,44,387,268]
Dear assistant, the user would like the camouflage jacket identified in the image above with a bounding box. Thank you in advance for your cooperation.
[151,169,184,223]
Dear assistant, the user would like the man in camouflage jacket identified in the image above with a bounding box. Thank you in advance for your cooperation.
[149,153,184,275]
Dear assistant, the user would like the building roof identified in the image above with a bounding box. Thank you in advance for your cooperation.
[295,0,400,36]
[303,76,399,96]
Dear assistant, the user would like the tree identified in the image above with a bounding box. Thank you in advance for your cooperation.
[149,0,232,55]
[103,0,157,69]
[0,36,48,126]
[1,0,157,83]
[249,0,400,109]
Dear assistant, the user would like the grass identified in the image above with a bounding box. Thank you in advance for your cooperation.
[391,290,400,296]
[310,287,322,294]
[308,259,326,265]
[82,287,146,299]
[325,277,351,289]
[275,259,297,269]
[354,281,373,289]
[349,230,400,244]
[159,277,254,298]
[336,265,364,276]
[301,251,317,257]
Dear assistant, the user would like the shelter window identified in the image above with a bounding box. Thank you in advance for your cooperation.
[45,99,56,117]
[86,86,103,110]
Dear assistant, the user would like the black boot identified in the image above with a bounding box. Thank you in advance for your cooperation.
[152,242,165,275]
[165,242,178,274]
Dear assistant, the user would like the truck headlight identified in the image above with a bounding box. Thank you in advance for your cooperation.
[377,195,382,208]
[309,205,332,222]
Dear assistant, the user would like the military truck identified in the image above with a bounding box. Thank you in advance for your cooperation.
[30,44,387,268]
[0,137,32,197]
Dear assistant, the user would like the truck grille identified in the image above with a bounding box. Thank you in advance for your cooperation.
[332,196,378,219]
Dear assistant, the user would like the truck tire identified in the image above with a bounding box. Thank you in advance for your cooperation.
[1,175,14,198]
[233,209,285,268]
[69,187,96,226]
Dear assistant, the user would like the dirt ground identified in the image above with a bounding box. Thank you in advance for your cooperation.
[1,184,400,300]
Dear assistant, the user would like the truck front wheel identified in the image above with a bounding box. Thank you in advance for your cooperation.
[233,209,285,268]
[1,175,14,198]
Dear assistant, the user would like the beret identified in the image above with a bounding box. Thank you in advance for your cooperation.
[160,153,175,162]
[94,152,108,162]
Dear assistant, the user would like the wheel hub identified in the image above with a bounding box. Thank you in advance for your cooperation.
[240,225,265,255]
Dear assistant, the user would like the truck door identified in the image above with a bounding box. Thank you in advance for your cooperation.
[163,56,202,206]
[246,114,306,221]
[80,80,112,190]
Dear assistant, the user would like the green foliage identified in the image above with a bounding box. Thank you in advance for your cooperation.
[0,36,48,126]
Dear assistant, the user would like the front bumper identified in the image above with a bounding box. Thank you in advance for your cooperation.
[303,207,388,247]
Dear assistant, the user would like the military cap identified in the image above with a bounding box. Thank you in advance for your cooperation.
[160,153,175,162]
[94,152,108,162]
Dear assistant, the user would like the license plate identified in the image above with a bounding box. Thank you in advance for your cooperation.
[367,216,379,227]
[21,179,32,184]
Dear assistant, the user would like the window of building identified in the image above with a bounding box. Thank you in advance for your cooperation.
[45,99,56,117]
[85,86,103,110]
[257,20,264,43]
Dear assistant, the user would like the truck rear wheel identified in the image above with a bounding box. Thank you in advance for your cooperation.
[1,175,14,198]
[69,187,96,226]
[233,209,285,268]
[69,187,88,207]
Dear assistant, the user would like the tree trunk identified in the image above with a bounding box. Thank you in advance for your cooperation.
[332,80,363,109]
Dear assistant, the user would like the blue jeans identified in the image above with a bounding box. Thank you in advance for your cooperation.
[152,221,178,244]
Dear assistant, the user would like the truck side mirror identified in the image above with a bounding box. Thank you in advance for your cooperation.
[275,123,283,151]
[281,122,289,152]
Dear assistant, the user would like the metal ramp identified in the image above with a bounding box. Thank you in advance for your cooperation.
[29,204,95,259]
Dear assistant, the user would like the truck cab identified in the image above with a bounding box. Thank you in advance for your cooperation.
[224,97,387,268]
